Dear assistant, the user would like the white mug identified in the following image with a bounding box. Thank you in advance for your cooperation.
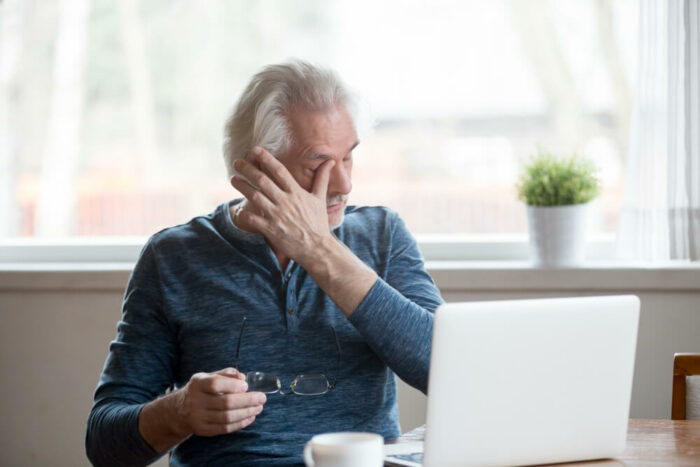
[303,432,383,467]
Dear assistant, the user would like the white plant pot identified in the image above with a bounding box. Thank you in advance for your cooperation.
[526,203,589,267]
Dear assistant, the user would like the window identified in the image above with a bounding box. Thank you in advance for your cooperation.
[0,0,637,245]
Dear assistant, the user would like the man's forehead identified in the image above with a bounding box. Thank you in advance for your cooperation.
[288,104,354,132]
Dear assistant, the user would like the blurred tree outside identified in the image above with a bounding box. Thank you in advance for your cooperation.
[0,0,637,238]
[0,0,23,237]
[35,0,90,236]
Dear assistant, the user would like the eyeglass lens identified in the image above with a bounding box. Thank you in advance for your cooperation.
[246,371,330,396]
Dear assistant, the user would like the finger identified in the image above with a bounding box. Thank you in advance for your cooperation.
[217,416,257,435]
[194,392,260,415]
[231,174,277,214]
[197,415,257,437]
[214,367,246,381]
[215,391,267,410]
[203,404,264,425]
[235,208,272,235]
[223,415,257,433]
[213,367,240,377]
[208,391,267,411]
[248,146,296,193]
[194,373,249,395]
[311,159,336,199]
[233,158,286,203]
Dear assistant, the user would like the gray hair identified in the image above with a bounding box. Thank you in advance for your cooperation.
[222,59,355,178]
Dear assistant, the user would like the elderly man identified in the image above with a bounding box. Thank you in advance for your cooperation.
[86,60,443,466]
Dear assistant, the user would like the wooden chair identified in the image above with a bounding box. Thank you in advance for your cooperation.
[672,353,700,420]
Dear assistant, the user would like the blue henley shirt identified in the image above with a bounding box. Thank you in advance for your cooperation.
[86,199,443,466]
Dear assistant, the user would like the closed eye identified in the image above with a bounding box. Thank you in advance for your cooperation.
[307,153,352,172]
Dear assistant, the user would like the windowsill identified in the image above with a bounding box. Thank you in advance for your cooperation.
[426,261,700,291]
[1,261,698,292]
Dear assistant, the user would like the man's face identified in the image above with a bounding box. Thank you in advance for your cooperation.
[277,104,358,229]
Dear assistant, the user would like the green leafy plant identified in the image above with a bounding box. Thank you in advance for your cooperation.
[516,149,600,206]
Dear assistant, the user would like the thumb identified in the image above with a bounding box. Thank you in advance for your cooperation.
[214,367,243,379]
[311,159,335,199]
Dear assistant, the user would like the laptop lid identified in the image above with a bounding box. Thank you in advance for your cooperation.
[423,295,639,467]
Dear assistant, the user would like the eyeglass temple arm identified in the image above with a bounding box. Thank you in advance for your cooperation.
[234,317,247,371]
[329,326,342,389]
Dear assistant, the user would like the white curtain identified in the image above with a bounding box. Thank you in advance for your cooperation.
[617,0,700,261]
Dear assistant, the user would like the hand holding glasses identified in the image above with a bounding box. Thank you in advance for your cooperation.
[234,317,342,396]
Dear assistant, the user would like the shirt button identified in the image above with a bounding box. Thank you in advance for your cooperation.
[288,308,295,314]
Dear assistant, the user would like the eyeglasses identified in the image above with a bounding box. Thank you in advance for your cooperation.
[234,317,342,395]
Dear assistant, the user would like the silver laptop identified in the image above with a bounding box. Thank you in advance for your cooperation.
[384,295,640,467]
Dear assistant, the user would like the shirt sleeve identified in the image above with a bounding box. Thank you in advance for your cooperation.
[348,212,444,393]
[85,239,175,466]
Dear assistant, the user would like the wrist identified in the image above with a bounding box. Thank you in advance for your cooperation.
[139,388,192,454]
[298,232,379,317]
[170,387,193,439]
[300,233,341,275]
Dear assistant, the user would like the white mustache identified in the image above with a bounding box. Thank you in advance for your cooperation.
[327,194,349,206]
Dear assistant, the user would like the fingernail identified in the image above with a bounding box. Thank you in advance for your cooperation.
[257,394,266,404]
[252,146,262,155]
[242,382,249,392]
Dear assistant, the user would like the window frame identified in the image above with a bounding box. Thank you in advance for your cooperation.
[0,235,616,264]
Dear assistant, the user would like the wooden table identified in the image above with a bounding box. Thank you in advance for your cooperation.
[388,419,700,465]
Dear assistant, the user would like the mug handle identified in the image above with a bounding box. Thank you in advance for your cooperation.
[303,441,314,467]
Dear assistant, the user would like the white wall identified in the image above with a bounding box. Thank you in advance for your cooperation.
[0,265,698,466]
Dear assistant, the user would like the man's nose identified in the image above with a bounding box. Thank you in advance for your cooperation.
[328,160,352,194]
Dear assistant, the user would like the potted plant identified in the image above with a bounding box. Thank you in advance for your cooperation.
[516,149,600,267]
